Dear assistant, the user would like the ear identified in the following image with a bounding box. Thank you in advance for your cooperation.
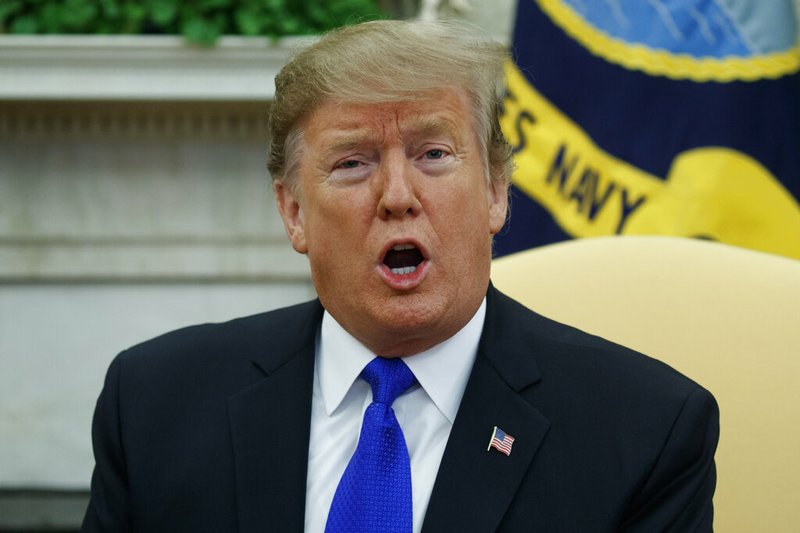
[488,180,509,235]
[274,180,308,254]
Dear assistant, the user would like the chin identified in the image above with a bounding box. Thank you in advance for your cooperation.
[373,293,448,335]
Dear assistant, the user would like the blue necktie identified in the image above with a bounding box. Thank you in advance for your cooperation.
[325,357,416,533]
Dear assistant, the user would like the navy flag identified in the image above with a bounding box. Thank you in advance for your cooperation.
[496,0,800,259]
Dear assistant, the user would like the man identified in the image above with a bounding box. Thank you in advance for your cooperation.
[82,20,718,532]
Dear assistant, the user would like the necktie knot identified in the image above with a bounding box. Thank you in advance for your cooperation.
[361,357,415,406]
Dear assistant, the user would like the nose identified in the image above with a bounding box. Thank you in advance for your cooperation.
[376,155,422,219]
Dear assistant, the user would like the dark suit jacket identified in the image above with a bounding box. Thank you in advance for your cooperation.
[82,286,718,532]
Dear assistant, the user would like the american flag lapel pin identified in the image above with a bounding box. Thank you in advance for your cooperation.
[487,426,515,456]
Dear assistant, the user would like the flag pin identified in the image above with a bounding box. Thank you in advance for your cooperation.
[487,426,515,456]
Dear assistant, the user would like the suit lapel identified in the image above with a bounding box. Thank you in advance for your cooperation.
[422,287,551,532]
[227,301,323,533]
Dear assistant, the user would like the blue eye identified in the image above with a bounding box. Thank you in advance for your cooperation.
[425,149,446,159]
[338,160,361,169]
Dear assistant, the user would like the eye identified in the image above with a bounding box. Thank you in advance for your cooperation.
[337,159,362,169]
[329,156,371,183]
[424,149,447,160]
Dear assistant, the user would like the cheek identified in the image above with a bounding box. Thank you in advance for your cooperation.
[303,205,371,266]
[455,182,493,220]
[433,190,492,246]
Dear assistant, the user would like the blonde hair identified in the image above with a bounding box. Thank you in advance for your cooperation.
[267,19,514,190]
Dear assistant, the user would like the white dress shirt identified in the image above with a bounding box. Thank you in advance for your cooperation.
[304,298,486,533]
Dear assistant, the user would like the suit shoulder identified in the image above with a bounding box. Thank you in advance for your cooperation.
[116,299,322,371]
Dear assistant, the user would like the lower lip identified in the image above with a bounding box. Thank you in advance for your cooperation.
[376,260,430,290]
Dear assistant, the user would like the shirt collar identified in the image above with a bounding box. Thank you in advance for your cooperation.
[317,298,486,423]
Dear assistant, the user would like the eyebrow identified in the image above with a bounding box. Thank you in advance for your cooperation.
[322,131,374,158]
[402,115,461,142]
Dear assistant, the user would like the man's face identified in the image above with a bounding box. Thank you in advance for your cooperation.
[275,88,508,356]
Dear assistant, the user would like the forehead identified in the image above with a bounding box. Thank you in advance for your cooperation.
[302,88,475,148]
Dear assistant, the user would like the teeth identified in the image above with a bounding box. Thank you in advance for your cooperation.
[392,244,415,251]
[390,266,417,275]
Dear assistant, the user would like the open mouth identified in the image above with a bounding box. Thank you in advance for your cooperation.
[383,243,425,275]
